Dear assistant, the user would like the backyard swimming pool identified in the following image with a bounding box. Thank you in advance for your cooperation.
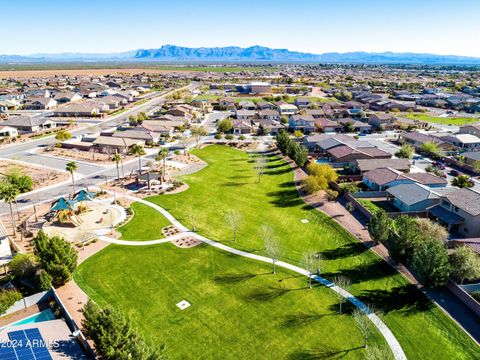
[9,309,56,327]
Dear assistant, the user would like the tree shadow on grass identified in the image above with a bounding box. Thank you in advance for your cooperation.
[319,242,368,260]
[220,181,250,187]
[279,181,298,188]
[281,312,335,328]
[266,162,289,169]
[288,345,364,360]
[245,285,314,302]
[267,189,305,208]
[328,284,434,315]
[357,284,434,314]
[265,168,292,176]
[322,260,396,285]
[213,272,270,285]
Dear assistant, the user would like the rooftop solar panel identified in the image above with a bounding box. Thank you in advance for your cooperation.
[5,328,52,360]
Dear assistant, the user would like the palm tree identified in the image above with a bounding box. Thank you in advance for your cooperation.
[129,144,146,174]
[0,185,19,236]
[156,148,169,183]
[66,161,78,197]
[112,151,122,181]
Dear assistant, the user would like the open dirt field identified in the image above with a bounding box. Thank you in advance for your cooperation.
[0,68,184,79]
[0,159,69,189]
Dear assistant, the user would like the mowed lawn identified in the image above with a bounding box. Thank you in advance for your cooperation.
[117,202,171,241]
[75,244,386,359]
[405,113,479,125]
[146,145,478,359]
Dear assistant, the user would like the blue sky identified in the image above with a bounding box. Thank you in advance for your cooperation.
[3,0,480,56]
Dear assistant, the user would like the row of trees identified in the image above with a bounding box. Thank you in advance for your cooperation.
[276,131,308,167]
[369,212,480,288]
[83,301,167,360]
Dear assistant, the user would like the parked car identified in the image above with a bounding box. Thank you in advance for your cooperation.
[432,162,446,170]
[449,169,460,176]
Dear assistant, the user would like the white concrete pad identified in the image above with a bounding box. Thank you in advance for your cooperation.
[176,300,191,310]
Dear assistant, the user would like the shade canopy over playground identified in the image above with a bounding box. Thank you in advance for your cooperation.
[73,189,95,202]
[50,197,75,212]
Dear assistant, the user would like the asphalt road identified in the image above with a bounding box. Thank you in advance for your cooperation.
[0,83,197,215]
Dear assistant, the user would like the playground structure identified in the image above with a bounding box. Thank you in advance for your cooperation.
[43,190,125,243]
[49,189,97,226]
[50,197,83,227]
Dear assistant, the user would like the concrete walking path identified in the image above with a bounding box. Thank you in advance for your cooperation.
[95,194,407,360]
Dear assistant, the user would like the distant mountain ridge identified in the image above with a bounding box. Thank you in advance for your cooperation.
[2,45,480,64]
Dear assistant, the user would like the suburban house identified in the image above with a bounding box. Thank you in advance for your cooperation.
[93,136,142,154]
[232,120,254,134]
[458,123,480,137]
[258,109,280,121]
[327,145,391,164]
[304,134,357,152]
[352,158,411,173]
[441,134,480,150]
[252,119,286,135]
[2,116,57,133]
[368,114,398,130]
[238,101,256,110]
[338,119,372,133]
[236,110,257,121]
[53,103,101,117]
[294,97,312,108]
[276,102,298,116]
[112,129,160,143]
[428,188,480,237]
[461,151,480,168]
[53,91,83,104]
[386,183,455,212]
[401,132,456,152]
[23,96,57,110]
[314,118,341,133]
[289,114,315,133]
[218,97,236,110]
[304,109,325,119]
[362,167,447,190]
[256,100,275,110]
[0,126,18,138]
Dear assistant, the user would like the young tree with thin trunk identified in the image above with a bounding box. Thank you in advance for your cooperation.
[0,185,19,236]
[129,144,146,174]
[180,135,190,155]
[65,161,77,197]
[352,308,373,348]
[112,151,121,182]
[191,126,208,147]
[156,148,169,183]
[301,251,320,288]
[225,209,242,242]
[264,233,283,274]
[333,275,351,314]
[254,154,267,183]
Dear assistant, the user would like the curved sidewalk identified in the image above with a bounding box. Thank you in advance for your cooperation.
[100,195,407,360]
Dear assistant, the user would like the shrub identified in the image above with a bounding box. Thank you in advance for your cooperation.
[225,134,234,140]
[0,289,22,315]
[214,133,223,140]
[325,189,338,201]
[8,253,37,279]
[341,182,359,193]
[36,269,53,291]
[238,135,246,141]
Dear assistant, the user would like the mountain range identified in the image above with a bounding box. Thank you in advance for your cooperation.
[2,45,480,65]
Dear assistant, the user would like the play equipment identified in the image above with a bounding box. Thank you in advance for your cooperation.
[73,189,95,213]
[49,189,95,226]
